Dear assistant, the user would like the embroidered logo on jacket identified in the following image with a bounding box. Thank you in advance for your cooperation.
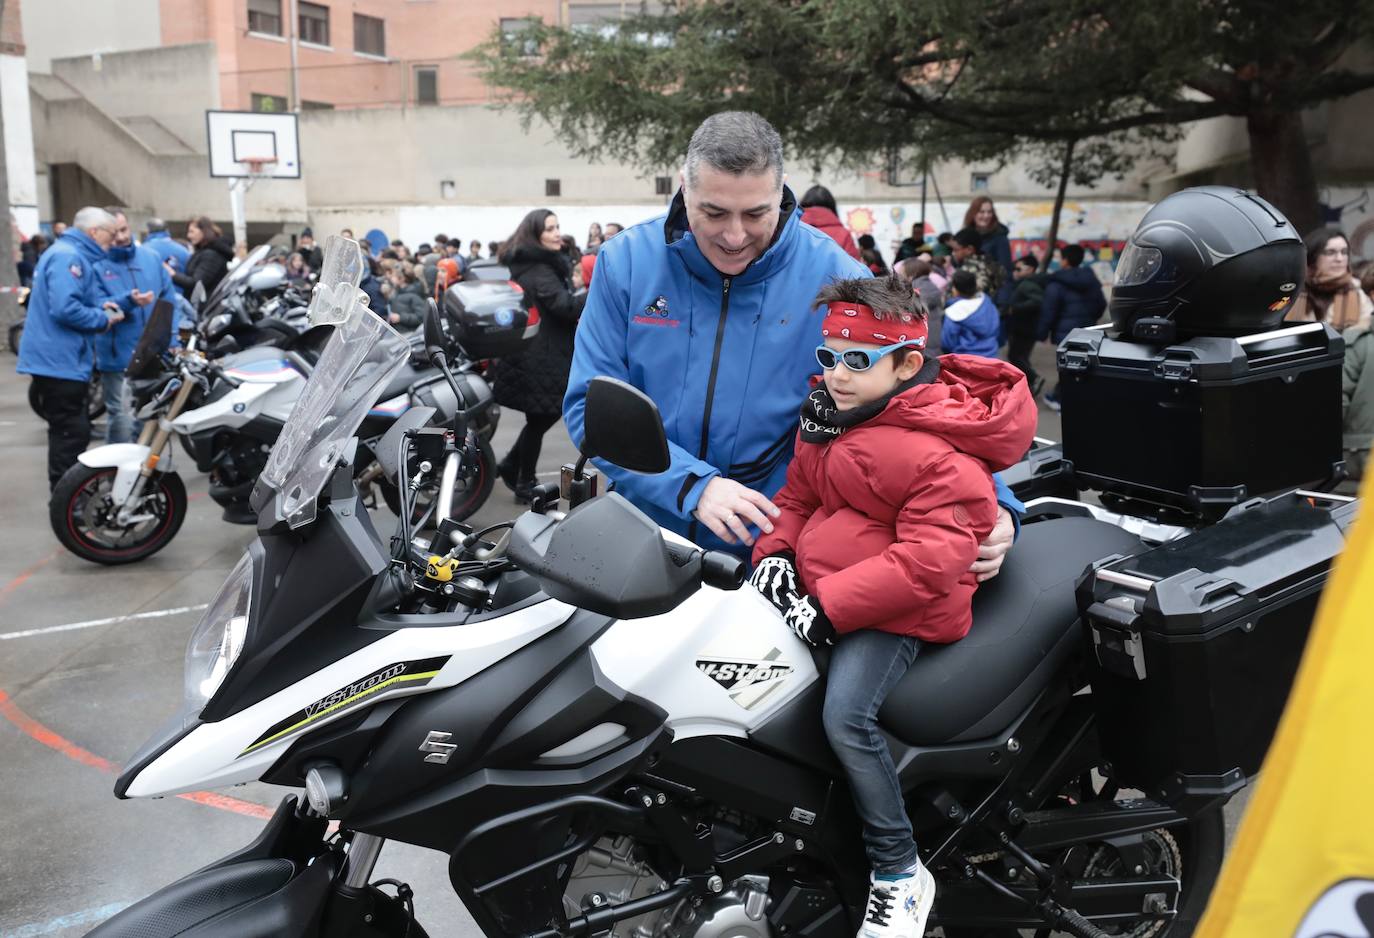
[633,294,680,327]
[69,263,83,278]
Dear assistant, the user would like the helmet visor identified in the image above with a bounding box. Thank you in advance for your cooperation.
[1114,242,1164,288]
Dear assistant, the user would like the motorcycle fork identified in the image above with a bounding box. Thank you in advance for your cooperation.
[119,376,195,516]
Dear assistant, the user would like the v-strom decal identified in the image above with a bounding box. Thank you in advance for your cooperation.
[239,655,450,756]
[695,649,794,711]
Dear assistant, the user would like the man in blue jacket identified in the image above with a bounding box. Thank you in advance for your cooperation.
[565,111,1021,578]
[1038,243,1107,410]
[96,208,179,442]
[141,217,190,277]
[17,207,126,489]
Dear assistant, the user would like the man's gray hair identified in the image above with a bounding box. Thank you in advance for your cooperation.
[72,206,117,233]
[146,217,166,232]
[684,111,784,188]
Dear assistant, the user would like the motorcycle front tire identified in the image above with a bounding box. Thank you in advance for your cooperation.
[51,466,188,565]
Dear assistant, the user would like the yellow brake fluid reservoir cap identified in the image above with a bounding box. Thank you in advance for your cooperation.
[425,555,458,582]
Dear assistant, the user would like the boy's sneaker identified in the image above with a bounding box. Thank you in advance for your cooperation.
[859,864,936,938]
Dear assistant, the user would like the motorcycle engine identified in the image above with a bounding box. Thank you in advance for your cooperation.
[563,837,773,938]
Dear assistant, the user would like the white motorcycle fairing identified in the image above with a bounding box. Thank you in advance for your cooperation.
[174,359,305,434]
[124,529,815,800]
[77,442,176,505]
[591,585,818,741]
[125,598,576,797]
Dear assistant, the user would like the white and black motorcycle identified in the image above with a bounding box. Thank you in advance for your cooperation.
[91,239,1327,938]
[51,242,500,564]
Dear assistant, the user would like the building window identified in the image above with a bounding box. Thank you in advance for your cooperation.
[971,172,991,192]
[299,1,330,46]
[414,66,438,105]
[654,176,673,196]
[501,18,540,57]
[248,0,283,35]
[353,13,385,56]
[545,178,561,197]
[252,92,289,113]
[301,99,334,110]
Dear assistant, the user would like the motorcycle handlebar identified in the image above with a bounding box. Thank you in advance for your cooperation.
[663,542,745,591]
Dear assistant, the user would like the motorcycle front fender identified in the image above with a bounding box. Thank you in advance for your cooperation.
[88,797,339,938]
[77,443,163,505]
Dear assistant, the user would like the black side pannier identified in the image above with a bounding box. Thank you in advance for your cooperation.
[1077,491,1357,812]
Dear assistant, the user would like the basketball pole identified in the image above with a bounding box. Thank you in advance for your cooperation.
[228,178,248,255]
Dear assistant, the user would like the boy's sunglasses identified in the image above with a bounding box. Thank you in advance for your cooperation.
[815,341,921,372]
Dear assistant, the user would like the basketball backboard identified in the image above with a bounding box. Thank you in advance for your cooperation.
[206,110,302,179]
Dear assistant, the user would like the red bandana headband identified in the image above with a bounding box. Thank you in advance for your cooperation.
[820,301,928,349]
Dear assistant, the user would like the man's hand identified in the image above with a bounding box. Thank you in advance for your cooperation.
[103,305,125,329]
[970,506,1014,582]
[693,477,779,546]
[388,312,401,324]
[130,289,156,307]
[164,260,176,274]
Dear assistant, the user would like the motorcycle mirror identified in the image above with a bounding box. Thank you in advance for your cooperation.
[190,281,207,310]
[580,377,670,474]
[422,297,448,365]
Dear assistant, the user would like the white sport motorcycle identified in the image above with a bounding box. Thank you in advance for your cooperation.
[93,240,1341,938]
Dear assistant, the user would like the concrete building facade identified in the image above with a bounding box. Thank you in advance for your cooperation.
[14,1,1374,259]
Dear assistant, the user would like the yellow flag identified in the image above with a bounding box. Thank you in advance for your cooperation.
[1196,473,1374,938]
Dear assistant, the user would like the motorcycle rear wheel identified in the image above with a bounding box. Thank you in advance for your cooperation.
[942,795,1225,938]
[27,373,106,423]
[51,466,188,565]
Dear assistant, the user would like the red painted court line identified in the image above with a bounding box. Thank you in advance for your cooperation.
[0,549,61,605]
[0,688,273,820]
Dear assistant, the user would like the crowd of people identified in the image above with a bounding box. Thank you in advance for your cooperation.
[10,110,1374,938]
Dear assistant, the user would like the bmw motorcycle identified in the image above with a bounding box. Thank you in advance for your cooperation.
[94,241,1253,938]
[51,242,498,564]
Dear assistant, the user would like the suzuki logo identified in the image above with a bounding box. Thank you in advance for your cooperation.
[419,730,457,765]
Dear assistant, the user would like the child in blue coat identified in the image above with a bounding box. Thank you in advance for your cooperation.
[941,270,1000,359]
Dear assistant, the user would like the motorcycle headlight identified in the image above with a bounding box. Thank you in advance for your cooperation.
[206,313,233,339]
[184,552,253,710]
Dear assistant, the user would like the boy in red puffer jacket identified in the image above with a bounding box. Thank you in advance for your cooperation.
[749,274,1036,938]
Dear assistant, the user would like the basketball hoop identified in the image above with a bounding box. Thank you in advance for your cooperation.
[243,157,277,177]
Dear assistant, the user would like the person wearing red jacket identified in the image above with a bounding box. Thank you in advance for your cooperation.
[748,274,1036,938]
[800,184,861,260]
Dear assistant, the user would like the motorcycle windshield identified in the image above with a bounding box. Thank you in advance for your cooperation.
[253,238,409,529]
[203,243,272,311]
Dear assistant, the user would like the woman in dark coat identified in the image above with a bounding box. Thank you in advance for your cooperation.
[492,209,586,502]
[171,216,234,297]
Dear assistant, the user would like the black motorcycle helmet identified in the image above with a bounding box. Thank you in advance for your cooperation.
[1110,186,1304,341]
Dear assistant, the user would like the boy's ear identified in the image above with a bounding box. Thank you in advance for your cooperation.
[895,350,923,380]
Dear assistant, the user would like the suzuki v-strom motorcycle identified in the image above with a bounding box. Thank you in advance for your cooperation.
[95,248,1261,938]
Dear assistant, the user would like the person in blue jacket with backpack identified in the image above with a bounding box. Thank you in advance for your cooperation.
[95,208,181,443]
[564,111,1022,581]
[16,207,126,489]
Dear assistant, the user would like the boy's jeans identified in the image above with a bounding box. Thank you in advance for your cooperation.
[822,629,922,873]
[100,371,141,444]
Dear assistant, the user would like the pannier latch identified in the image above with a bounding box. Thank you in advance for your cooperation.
[1059,350,1091,373]
[1155,359,1193,382]
[1087,599,1147,680]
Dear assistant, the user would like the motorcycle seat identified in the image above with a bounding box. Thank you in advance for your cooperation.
[377,362,423,403]
[849,517,1143,746]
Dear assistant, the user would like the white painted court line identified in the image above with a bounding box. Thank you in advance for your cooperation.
[0,604,209,641]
